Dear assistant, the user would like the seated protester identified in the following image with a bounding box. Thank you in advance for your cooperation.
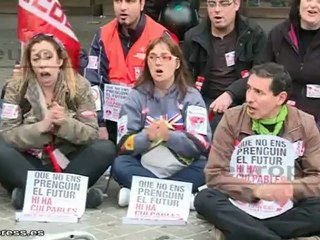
[0,34,116,210]
[112,36,212,208]
[211,0,320,129]
[195,62,320,240]
[182,0,267,135]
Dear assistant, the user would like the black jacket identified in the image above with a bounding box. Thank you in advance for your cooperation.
[227,19,320,122]
[182,15,267,101]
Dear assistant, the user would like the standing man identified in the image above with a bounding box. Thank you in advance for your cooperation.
[182,0,267,134]
[195,63,320,240]
[83,0,177,143]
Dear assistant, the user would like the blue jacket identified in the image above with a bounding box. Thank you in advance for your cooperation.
[118,82,212,160]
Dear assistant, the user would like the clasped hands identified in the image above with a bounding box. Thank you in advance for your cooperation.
[146,120,171,142]
[38,102,66,133]
[253,180,294,206]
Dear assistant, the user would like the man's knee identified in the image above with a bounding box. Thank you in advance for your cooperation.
[195,188,227,212]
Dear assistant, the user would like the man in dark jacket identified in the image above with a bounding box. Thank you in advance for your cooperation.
[182,0,267,134]
[211,0,320,130]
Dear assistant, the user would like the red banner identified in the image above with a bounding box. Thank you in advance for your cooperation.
[17,0,80,70]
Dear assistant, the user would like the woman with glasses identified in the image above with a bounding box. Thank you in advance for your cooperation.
[0,33,116,210]
[112,36,212,208]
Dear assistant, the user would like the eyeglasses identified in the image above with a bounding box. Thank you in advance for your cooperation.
[207,0,234,8]
[147,53,177,63]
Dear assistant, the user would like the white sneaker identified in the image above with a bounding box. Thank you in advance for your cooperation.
[118,187,130,207]
[190,193,196,210]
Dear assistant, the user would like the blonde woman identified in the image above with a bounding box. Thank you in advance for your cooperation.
[0,34,115,210]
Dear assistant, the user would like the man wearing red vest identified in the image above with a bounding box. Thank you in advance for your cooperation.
[83,0,177,143]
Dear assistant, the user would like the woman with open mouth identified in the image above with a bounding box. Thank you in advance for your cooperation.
[111,36,212,209]
[0,33,116,210]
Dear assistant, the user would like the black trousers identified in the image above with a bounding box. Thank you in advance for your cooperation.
[106,120,117,145]
[195,188,320,240]
[0,137,116,193]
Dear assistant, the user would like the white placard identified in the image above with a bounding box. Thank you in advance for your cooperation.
[186,105,208,135]
[103,84,131,121]
[19,171,88,222]
[123,176,192,225]
[229,135,295,219]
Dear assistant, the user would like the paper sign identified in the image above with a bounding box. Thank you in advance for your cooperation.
[117,115,128,144]
[87,56,98,69]
[225,51,235,67]
[1,103,19,119]
[20,171,88,222]
[91,86,101,111]
[123,176,192,225]
[186,105,208,135]
[229,135,295,219]
[103,84,131,121]
[306,84,320,98]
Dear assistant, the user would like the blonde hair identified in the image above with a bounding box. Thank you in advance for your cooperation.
[21,34,77,99]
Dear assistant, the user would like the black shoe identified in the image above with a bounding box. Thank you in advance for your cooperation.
[86,188,104,209]
[11,188,24,210]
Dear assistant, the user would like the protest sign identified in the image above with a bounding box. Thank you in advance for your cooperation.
[16,171,88,223]
[229,135,296,219]
[103,84,131,121]
[123,176,192,225]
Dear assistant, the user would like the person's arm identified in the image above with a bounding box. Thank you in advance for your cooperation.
[83,29,109,127]
[291,113,320,200]
[117,90,152,156]
[0,79,52,149]
[164,90,212,158]
[54,76,99,144]
[181,31,197,79]
[252,27,268,65]
[205,109,259,203]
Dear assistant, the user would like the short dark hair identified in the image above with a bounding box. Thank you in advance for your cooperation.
[250,62,292,99]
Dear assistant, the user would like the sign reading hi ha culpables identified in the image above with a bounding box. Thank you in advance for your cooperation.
[123,176,192,225]
[229,135,296,219]
[16,171,88,223]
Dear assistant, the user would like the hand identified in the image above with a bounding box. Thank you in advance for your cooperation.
[50,102,65,126]
[254,181,293,206]
[157,120,170,141]
[146,122,160,141]
[210,92,233,114]
[38,118,54,133]
[98,127,109,140]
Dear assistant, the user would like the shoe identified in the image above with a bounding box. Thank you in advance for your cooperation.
[118,187,130,207]
[86,188,104,208]
[190,193,196,210]
[11,188,24,210]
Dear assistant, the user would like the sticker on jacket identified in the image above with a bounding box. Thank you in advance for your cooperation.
[87,56,98,69]
[1,103,19,119]
[186,105,208,135]
[292,140,305,159]
[117,115,128,143]
[225,51,235,67]
[306,84,320,98]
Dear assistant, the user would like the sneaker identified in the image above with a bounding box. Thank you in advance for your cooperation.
[86,188,104,208]
[118,187,130,207]
[190,193,196,210]
[11,188,24,210]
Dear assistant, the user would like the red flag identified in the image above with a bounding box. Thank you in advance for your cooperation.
[17,0,80,70]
